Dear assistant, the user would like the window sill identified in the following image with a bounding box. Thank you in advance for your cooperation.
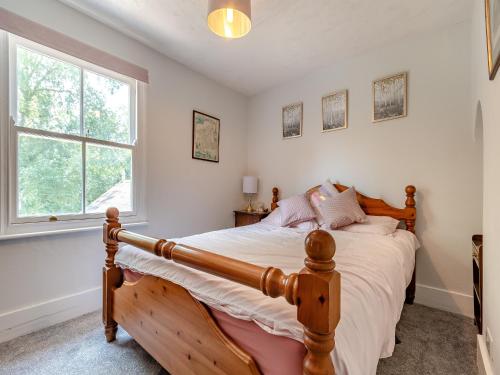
[0,221,148,241]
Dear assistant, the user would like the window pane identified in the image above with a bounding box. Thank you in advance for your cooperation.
[84,71,131,144]
[18,134,83,217]
[86,144,132,213]
[16,46,80,135]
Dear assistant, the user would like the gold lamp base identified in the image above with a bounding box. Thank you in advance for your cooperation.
[245,198,253,212]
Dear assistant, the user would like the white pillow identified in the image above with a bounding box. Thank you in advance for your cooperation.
[317,187,367,229]
[278,194,317,227]
[261,208,318,231]
[261,207,282,226]
[339,215,400,235]
[289,220,319,231]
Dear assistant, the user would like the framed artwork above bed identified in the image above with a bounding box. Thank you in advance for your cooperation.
[485,0,500,80]
[192,110,220,163]
[322,90,348,132]
[372,72,407,123]
[282,102,303,139]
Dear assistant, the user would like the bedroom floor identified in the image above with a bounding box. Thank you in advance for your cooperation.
[0,304,477,375]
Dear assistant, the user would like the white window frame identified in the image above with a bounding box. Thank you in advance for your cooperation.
[0,32,147,237]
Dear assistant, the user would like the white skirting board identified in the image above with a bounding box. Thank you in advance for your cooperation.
[477,334,495,375]
[0,287,101,344]
[415,283,474,317]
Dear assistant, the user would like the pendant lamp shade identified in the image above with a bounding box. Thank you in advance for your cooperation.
[207,0,252,39]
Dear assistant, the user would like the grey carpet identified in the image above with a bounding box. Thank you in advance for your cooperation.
[377,304,477,375]
[0,304,476,375]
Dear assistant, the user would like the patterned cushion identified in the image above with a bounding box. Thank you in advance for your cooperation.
[309,180,339,225]
[278,194,317,227]
[317,187,367,229]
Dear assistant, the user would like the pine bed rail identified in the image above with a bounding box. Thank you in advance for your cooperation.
[103,207,341,375]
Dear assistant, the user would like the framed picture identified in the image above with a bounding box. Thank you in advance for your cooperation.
[282,102,303,139]
[485,0,500,80]
[322,90,348,132]
[192,110,220,162]
[372,72,407,123]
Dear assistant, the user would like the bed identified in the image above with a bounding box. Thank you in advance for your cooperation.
[102,183,417,375]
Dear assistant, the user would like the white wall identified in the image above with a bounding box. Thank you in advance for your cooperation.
[0,0,488,346]
[471,0,500,371]
[247,21,482,317]
[0,0,248,342]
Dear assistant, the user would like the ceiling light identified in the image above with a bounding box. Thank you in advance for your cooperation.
[207,0,251,39]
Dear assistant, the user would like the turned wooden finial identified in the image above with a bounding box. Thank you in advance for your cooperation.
[405,185,416,208]
[271,187,279,211]
[106,207,119,222]
[297,230,340,375]
[304,230,336,273]
[404,185,416,233]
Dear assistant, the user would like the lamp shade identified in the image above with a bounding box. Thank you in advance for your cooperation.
[207,0,252,39]
[242,176,258,194]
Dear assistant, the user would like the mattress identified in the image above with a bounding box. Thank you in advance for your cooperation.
[116,223,419,375]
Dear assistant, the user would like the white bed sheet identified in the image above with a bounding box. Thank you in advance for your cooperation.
[115,224,419,375]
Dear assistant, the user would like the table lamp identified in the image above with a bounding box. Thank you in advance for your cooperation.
[243,176,258,212]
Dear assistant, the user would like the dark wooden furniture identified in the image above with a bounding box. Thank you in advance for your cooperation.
[234,210,269,227]
[103,183,416,374]
[473,234,483,333]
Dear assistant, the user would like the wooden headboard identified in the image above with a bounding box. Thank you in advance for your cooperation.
[271,183,417,233]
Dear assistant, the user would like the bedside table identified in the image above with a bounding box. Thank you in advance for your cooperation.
[234,210,269,227]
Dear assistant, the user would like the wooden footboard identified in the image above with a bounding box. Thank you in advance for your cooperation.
[114,275,260,374]
[103,208,341,375]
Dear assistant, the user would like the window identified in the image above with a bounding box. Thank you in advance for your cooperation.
[1,35,144,234]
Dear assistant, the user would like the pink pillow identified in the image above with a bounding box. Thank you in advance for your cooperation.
[317,187,366,229]
[310,180,339,225]
[310,190,328,225]
[340,215,400,235]
[278,194,317,227]
[319,179,339,197]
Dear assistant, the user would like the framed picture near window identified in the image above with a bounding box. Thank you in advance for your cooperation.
[485,0,500,80]
[282,102,303,139]
[372,72,407,123]
[192,110,220,163]
[322,90,348,132]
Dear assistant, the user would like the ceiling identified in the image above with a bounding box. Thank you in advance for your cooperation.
[59,0,472,96]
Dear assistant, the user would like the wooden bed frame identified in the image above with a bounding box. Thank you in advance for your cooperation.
[103,183,416,375]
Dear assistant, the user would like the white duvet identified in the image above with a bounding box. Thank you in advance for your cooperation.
[115,223,419,375]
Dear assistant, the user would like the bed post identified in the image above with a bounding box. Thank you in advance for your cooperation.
[298,230,340,375]
[103,207,123,342]
[404,185,417,304]
[405,185,416,233]
[271,187,279,211]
